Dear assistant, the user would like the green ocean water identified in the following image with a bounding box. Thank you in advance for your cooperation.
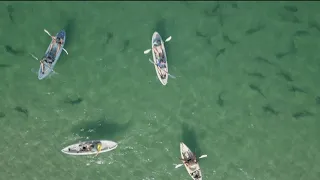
[0,1,320,180]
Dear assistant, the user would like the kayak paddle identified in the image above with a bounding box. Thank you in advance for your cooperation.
[44,29,69,55]
[148,58,176,79]
[29,53,58,74]
[174,154,207,169]
[143,36,172,54]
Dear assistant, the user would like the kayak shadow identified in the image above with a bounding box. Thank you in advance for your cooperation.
[63,18,76,48]
[154,18,171,57]
[71,117,131,141]
[58,18,75,65]
[181,123,202,155]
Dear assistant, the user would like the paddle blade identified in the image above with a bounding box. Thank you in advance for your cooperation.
[44,29,51,36]
[29,53,39,61]
[144,49,151,54]
[168,74,176,79]
[165,36,172,42]
[199,155,207,159]
[63,48,69,55]
[148,58,155,65]
[174,164,184,168]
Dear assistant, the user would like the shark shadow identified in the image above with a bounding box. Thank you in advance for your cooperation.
[153,18,171,59]
[71,117,131,140]
[58,18,76,64]
[181,123,202,156]
[63,18,76,47]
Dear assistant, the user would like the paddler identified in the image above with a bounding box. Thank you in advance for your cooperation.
[153,40,163,59]
[81,144,93,152]
[155,57,167,79]
[55,37,64,56]
[49,35,64,57]
[156,57,166,69]
[95,142,102,156]
[192,171,201,179]
[156,63,166,79]
[40,57,46,74]
[181,152,197,166]
[46,53,54,64]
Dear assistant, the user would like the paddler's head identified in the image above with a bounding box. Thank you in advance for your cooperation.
[154,40,161,46]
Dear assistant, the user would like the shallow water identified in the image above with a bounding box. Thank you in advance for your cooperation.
[0,2,319,180]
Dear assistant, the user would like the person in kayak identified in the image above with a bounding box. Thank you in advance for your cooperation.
[49,35,64,57]
[55,37,64,56]
[45,53,54,64]
[95,142,102,156]
[159,71,166,79]
[80,143,93,152]
[181,152,197,166]
[153,40,163,59]
[40,54,56,74]
[155,57,167,79]
[156,57,166,68]
[155,64,166,79]
[191,171,201,179]
[40,58,46,74]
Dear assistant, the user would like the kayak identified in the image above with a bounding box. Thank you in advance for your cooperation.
[61,140,118,156]
[180,142,203,180]
[151,32,169,86]
[38,30,66,80]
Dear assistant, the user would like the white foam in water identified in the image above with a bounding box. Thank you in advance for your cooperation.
[87,129,94,133]
[142,177,155,180]
[96,160,104,165]
[212,169,217,175]
[239,168,256,180]
[144,111,159,128]
[86,157,106,166]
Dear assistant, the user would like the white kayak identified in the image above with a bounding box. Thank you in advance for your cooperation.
[61,140,118,156]
[38,30,66,80]
[180,142,203,180]
[151,32,169,86]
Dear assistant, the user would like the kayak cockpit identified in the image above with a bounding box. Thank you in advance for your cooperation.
[183,151,197,164]
[68,141,102,153]
[152,38,167,79]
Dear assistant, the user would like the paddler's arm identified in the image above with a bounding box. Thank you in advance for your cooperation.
[95,144,101,157]
[95,150,100,157]
[40,60,44,73]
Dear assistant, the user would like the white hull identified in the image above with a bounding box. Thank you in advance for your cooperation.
[38,30,66,80]
[151,32,169,85]
[61,140,117,156]
[180,142,203,180]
